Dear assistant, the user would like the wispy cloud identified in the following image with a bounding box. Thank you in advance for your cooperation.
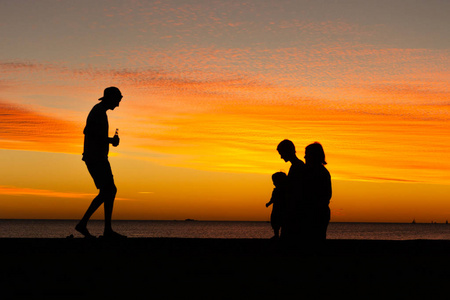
[0,185,95,199]
[0,100,81,153]
[0,185,132,201]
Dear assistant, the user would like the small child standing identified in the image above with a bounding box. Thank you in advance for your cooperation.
[266,171,287,239]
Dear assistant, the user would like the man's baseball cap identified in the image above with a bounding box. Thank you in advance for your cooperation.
[99,87,122,100]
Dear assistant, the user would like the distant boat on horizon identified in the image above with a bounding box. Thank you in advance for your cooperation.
[412,219,416,224]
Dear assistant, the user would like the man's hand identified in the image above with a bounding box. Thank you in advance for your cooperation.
[111,136,120,147]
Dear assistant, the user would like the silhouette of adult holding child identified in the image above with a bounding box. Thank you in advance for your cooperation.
[75,87,126,239]
[274,139,332,241]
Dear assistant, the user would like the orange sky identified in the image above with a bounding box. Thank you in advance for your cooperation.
[0,1,449,222]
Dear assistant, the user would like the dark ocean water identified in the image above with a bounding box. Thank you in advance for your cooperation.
[0,219,449,240]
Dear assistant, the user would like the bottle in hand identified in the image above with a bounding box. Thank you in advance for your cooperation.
[113,128,120,147]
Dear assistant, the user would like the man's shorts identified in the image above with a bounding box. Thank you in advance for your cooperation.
[85,159,115,189]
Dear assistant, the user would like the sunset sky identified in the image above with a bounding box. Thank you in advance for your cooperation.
[0,0,449,222]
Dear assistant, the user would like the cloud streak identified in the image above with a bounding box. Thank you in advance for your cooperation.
[0,185,95,199]
[0,185,132,201]
[0,100,81,153]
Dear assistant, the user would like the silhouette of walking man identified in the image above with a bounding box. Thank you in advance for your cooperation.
[76,87,126,239]
[276,139,305,239]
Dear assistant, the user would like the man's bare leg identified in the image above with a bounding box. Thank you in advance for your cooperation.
[75,193,104,238]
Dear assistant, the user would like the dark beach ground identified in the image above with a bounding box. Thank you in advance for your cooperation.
[1,238,449,298]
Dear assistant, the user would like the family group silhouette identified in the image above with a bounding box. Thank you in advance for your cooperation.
[267,140,332,241]
[75,87,332,241]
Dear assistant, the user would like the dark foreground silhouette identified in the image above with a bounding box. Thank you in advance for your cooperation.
[275,140,332,241]
[76,87,126,239]
[1,238,449,297]
[266,171,287,239]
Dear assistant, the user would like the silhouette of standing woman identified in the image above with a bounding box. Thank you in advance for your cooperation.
[75,87,126,239]
[276,139,305,239]
[303,142,332,240]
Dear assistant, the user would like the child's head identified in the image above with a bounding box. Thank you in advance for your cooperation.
[272,171,287,187]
